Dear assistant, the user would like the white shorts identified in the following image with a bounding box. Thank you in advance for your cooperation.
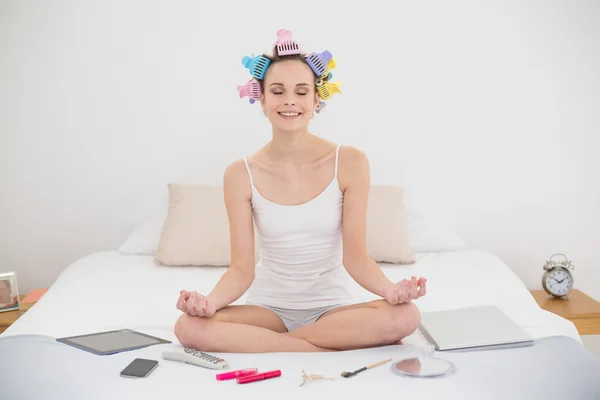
[246,302,347,332]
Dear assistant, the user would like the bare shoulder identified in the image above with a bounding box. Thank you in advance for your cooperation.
[223,159,252,201]
[338,145,370,191]
[223,158,248,181]
[339,145,369,168]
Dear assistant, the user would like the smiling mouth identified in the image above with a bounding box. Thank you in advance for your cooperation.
[278,112,302,119]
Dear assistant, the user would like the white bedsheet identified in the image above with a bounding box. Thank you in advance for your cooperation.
[3,249,580,344]
[2,249,588,400]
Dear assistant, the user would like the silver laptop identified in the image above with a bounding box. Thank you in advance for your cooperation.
[419,305,533,351]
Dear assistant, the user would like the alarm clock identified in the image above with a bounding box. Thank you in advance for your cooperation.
[542,253,575,298]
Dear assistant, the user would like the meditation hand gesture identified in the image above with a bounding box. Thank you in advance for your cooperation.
[383,276,427,305]
[176,290,216,317]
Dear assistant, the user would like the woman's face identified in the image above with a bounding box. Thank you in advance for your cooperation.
[261,60,319,132]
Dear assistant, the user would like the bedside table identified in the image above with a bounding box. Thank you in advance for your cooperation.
[0,295,26,334]
[0,292,43,334]
[530,289,600,335]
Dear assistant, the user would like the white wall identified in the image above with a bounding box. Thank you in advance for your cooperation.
[1,1,599,300]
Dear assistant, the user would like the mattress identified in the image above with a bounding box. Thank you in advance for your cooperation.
[2,250,598,400]
[2,249,581,343]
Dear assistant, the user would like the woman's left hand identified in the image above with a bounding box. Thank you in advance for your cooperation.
[383,276,427,305]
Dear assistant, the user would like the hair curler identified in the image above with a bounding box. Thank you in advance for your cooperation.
[316,58,336,86]
[317,81,342,100]
[305,50,332,77]
[237,78,262,104]
[273,29,301,56]
[315,100,327,114]
[242,54,271,80]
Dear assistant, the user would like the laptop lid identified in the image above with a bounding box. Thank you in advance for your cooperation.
[419,305,533,351]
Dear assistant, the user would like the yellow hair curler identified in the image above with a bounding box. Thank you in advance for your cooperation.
[317,81,341,100]
[325,58,336,74]
[316,58,337,87]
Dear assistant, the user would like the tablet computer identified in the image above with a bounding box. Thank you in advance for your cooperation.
[56,329,171,355]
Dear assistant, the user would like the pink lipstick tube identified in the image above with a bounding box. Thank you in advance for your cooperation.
[216,368,259,381]
[236,369,281,384]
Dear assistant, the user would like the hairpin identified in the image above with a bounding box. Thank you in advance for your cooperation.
[305,51,332,77]
[242,54,271,80]
[237,78,262,104]
[317,81,341,100]
[316,58,336,86]
[273,29,300,56]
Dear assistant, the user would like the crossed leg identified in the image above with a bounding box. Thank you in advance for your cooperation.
[174,305,330,353]
[285,300,421,351]
[174,300,421,353]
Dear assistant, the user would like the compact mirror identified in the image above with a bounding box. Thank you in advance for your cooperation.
[391,343,455,378]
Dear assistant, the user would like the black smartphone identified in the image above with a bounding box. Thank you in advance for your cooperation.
[120,358,159,378]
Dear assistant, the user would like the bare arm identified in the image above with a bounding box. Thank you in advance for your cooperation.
[206,160,257,311]
[177,160,257,316]
[339,147,427,304]
[339,147,393,297]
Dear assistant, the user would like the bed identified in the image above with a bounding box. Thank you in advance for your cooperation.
[1,249,599,399]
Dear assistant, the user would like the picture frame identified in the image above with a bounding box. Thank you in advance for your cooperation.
[0,272,20,313]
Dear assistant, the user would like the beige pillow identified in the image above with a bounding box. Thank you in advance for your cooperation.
[366,185,415,264]
[154,183,414,266]
[154,184,259,266]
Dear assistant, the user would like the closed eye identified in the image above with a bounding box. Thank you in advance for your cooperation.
[271,92,308,96]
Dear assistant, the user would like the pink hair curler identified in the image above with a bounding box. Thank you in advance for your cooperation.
[305,50,332,77]
[237,78,262,104]
[273,29,300,56]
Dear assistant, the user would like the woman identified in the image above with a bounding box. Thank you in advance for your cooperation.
[174,31,427,353]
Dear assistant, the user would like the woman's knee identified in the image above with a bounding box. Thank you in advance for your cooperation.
[381,301,422,342]
[174,313,209,348]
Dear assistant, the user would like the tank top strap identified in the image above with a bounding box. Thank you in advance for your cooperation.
[334,144,342,179]
[243,157,255,188]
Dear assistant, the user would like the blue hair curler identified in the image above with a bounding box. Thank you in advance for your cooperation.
[305,51,332,77]
[242,54,271,80]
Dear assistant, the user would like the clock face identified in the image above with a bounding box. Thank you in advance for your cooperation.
[546,269,573,296]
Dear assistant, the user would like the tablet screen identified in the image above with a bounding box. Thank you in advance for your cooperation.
[57,329,170,355]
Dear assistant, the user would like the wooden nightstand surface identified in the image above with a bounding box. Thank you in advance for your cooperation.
[530,289,600,335]
[0,295,32,334]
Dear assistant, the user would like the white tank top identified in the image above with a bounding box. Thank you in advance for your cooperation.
[244,144,353,309]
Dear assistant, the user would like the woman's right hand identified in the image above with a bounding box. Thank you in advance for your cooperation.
[176,290,216,317]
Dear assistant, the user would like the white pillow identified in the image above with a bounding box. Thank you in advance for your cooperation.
[118,213,166,256]
[405,212,466,253]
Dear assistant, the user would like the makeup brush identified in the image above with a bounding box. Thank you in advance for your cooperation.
[341,358,392,378]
